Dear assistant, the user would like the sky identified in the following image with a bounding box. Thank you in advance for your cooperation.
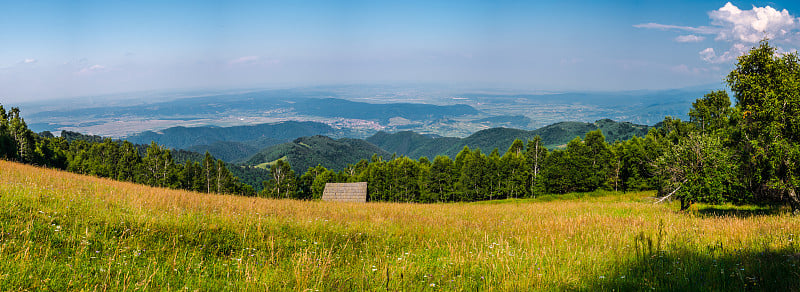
[2,0,800,103]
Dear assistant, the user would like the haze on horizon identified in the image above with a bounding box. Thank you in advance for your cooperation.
[2,0,800,104]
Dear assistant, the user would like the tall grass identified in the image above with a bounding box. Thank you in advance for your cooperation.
[1,160,798,290]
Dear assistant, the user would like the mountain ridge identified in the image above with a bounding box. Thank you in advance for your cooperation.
[367,119,650,159]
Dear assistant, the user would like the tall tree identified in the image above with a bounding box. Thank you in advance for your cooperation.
[264,159,296,198]
[501,140,529,198]
[203,151,216,193]
[525,136,548,197]
[688,90,732,134]
[727,40,800,212]
[429,155,456,202]
[0,105,18,160]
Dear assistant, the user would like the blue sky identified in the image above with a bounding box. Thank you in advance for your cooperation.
[2,0,800,103]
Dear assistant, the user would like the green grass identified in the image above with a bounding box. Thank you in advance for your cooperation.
[254,155,288,169]
[1,161,799,290]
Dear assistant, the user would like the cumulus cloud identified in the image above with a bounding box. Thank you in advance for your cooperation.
[675,35,705,43]
[23,58,37,64]
[635,2,800,63]
[698,43,748,63]
[709,2,798,43]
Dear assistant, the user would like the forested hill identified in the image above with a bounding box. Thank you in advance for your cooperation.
[126,121,335,150]
[244,135,392,173]
[57,130,271,191]
[367,119,650,159]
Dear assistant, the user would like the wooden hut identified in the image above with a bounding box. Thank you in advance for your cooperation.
[321,182,367,202]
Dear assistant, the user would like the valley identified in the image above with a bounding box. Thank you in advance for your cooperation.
[22,85,711,139]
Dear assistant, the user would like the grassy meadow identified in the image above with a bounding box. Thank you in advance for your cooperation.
[1,160,799,291]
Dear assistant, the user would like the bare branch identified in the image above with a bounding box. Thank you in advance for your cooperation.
[654,185,681,204]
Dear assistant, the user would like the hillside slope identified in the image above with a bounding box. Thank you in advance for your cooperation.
[368,119,650,158]
[1,160,797,291]
[243,135,392,172]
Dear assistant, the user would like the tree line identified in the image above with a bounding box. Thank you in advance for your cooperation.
[260,129,665,202]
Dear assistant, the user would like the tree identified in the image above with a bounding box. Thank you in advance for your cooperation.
[541,149,571,194]
[429,155,456,202]
[501,140,529,198]
[525,136,548,197]
[584,130,613,190]
[298,165,328,199]
[312,169,337,199]
[727,39,800,212]
[202,151,216,193]
[263,159,296,198]
[0,105,17,160]
[608,142,624,192]
[116,141,141,182]
[143,142,175,187]
[458,149,487,201]
[619,136,657,191]
[0,107,36,163]
[688,90,732,134]
[655,132,738,210]
[215,160,235,194]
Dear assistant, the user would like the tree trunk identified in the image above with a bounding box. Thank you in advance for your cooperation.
[788,188,800,215]
[679,198,691,211]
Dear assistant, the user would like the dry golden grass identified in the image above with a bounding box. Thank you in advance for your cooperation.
[1,160,799,290]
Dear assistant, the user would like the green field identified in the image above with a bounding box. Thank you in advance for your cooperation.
[1,160,798,290]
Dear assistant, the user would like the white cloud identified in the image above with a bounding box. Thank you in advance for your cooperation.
[698,43,748,64]
[227,56,281,67]
[633,23,713,34]
[76,64,107,75]
[229,56,260,65]
[675,35,705,43]
[709,2,798,43]
[635,2,800,63]
[699,48,717,62]
[23,58,37,64]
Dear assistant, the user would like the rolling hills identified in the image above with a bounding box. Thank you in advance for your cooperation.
[239,119,649,171]
[367,119,650,159]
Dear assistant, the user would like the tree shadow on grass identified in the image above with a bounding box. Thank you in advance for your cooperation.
[695,205,786,218]
[583,246,800,291]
